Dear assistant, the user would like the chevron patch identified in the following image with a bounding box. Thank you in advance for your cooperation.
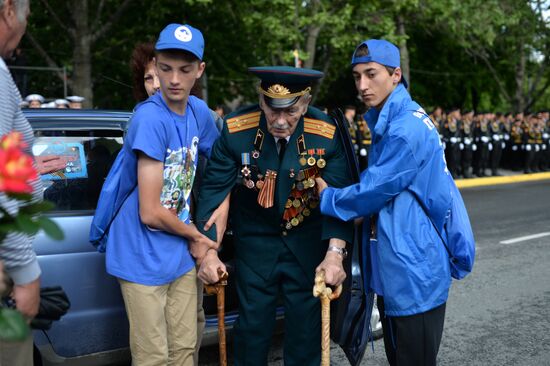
[304,118,336,139]
[227,111,261,133]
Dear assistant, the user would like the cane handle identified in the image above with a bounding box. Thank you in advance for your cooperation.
[313,270,343,300]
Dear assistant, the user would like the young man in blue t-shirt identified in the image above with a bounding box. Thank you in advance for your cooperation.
[105,23,225,366]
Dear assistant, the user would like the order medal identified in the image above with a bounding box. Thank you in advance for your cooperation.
[316,148,326,169]
[307,149,316,166]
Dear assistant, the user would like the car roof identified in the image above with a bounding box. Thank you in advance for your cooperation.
[23,109,132,131]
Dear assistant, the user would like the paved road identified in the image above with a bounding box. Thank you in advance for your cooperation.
[199,180,550,365]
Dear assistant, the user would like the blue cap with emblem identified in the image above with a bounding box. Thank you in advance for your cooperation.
[249,66,323,109]
[155,23,205,60]
[351,39,408,88]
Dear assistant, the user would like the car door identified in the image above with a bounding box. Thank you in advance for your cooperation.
[30,117,131,363]
[329,109,374,366]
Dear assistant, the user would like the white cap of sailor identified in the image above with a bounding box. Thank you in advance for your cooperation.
[41,101,57,108]
[55,99,70,108]
[25,94,45,108]
[66,95,85,109]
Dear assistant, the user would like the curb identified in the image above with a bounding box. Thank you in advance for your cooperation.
[456,172,550,188]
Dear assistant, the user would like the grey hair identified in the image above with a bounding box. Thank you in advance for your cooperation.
[0,0,29,22]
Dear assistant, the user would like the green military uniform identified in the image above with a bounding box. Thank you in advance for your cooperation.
[197,67,353,366]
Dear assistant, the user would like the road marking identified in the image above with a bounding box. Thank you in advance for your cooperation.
[456,172,550,188]
[500,232,550,245]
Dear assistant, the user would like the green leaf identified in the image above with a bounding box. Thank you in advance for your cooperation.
[7,193,32,202]
[37,216,65,241]
[19,201,55,215]
[14,214,40,236]
[0,308,29,342]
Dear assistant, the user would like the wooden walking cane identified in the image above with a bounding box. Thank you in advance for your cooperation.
[204,269,229,366]
[313,270,343,366]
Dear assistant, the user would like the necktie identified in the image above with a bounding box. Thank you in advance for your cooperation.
[278,138,287,161]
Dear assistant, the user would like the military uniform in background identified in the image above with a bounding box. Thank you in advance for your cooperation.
[523,120,535,173]
[541,120,550,171]
[197,66,353,366]
[356,115,371,171]
[489,118,505,176]
[510,120,524,171]
[473,117,490,177]
[441,116,461,178]
[460,118,475,178]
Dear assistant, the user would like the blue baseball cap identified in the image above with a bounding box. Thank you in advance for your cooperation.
[249,66,323,108]
[155,23,205,60]
[351,39,408,88]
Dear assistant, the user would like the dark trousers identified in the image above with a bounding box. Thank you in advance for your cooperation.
[377,296,446,366]
[233,245,320,366]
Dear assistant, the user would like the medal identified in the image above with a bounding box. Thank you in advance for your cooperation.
[303,208,310,216]
[299,153,307,166]
[297,135,307,166]
[285,199,292,209]
[289,168,295,178]
[291,217,300,227]
[309,200,318,208]
[297,214,304,223]
[307,149,316,166]
[292,199,301,208]
[296,170,305,181]
[286,221,293,230]
[252,129,265,160]
[307,177,315,188]
[316,148,326,169]
[296,181,304,191]
[241,152,251,177]
[245,179,255,189]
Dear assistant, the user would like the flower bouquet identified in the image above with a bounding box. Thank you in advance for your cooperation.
[0,131,64,342]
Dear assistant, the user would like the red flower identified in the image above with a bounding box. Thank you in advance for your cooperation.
[0,131,26,150]
[0,132,37,194]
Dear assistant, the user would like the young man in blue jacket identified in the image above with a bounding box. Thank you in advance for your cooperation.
[316,39,453,366]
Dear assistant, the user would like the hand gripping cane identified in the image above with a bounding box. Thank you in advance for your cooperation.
[204,269,229,366]
[313,270,342,366]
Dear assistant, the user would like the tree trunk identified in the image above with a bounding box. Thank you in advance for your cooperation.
[396,14,410,90]
[513,40,526,113]
[72,0,93,108]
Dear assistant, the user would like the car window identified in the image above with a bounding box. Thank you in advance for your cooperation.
[32,130,124,212]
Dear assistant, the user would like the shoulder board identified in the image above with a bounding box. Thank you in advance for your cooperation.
[226,111,261,134]
[304,118,336,139]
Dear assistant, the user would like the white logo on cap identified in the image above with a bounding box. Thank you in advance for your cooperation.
[174,26,193,42]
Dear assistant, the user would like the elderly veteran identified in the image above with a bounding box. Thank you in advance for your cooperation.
[196,66,353,366]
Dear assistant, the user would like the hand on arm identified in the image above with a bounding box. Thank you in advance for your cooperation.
[315,176,329,195]
[315,238,347,287]
[137,152,217,253]
[203,192,231,244]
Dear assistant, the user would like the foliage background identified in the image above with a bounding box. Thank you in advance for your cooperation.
[11,0,550,114]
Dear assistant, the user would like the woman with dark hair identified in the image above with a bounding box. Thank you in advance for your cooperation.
[130,42,159,102]
[131,42,206,103]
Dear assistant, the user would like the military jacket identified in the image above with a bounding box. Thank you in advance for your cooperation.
[197,105,354,281]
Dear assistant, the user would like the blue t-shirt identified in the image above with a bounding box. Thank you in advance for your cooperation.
[106,93,219,285]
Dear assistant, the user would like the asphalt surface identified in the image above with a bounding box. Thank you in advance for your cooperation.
[199,177,550,365]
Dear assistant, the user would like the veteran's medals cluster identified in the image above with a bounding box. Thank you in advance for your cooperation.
[283,163,323,231]
[232,110,336,233]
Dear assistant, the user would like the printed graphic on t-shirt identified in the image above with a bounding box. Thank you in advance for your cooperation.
[160,136,199,223]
